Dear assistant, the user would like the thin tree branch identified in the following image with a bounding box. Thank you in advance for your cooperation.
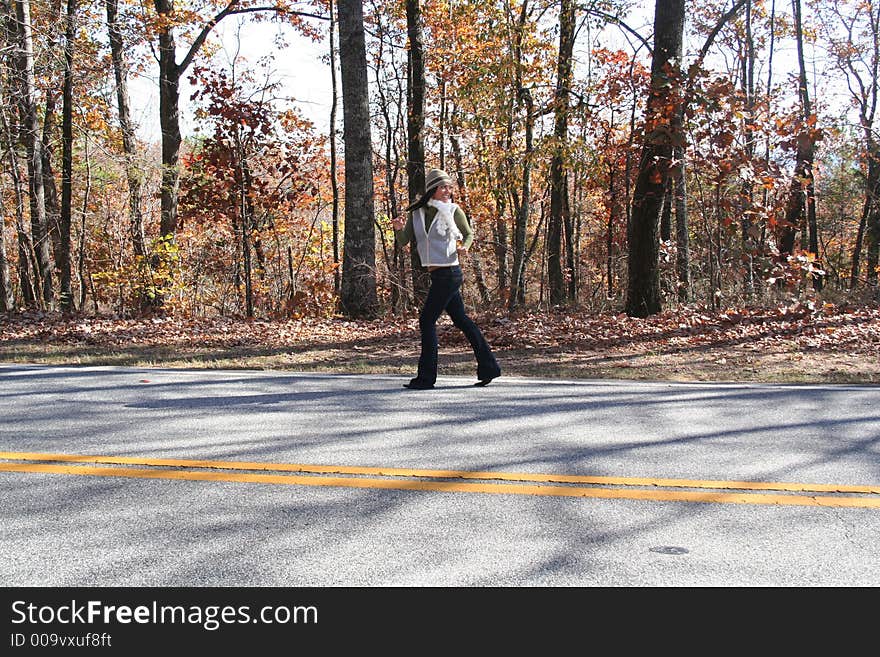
[585,8,652,54]
[177,3,329,76]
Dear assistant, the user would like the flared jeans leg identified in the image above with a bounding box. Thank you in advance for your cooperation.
[445,287,501,381]
[416,266,500,384]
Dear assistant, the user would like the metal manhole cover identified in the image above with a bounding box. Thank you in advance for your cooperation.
[649,546,689,555]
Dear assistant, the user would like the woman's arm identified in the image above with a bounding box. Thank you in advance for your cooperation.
[454,207,473,250]
[392,213,414,246]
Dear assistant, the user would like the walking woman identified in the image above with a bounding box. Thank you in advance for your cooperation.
[392,168,501,390]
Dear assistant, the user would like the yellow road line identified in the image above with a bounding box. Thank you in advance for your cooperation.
[0,453,878,509]
[1,450,878,495]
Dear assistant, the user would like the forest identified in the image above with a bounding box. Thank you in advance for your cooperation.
[1,0,879,324]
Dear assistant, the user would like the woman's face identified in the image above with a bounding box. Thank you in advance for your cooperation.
[432,183,453,202]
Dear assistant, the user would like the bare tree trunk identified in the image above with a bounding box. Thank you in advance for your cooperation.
[509,87,532,310]
[626,0,684,318]
[673,144,690,302]
[780,0,818,272]
[77,134,91,311]
[793,0,821,291]
[740,0,757,300]
[405,0,428,303]
[369,11,403,311]
[548,0,575,306]
[15,0,52,308]
[58,0,76,310]
[606,164,618,299]
[659,176,672,242]
[106,0,145,261]
[338,0,377,318]
[851,193,869,289]
[0,115,11,309]
[494,157,509,294]
[41,92,61,268]
[854,139,880,290]
[154,0,182,243]
[232,129,254,318]
[563,177,575,301]
[756,0,777,302]
[0,43,24,309]
[506,0,529,307]
[329,0,341,298]
[39,0,62,270]
[1,89,36,306]
[867,141,880,291]
[0,193,9,310]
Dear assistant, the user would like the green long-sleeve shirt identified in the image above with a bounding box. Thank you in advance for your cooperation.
[395,205,474,250]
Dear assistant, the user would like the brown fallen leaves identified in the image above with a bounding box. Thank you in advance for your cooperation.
[1,301,878,383]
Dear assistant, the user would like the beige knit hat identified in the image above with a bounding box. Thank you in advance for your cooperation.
[425,168,452,194]
[407,168,454,211]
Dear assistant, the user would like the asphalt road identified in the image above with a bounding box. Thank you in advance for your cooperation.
[2,363,879,586]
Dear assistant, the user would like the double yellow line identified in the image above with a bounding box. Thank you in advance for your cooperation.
[2,450,879,508]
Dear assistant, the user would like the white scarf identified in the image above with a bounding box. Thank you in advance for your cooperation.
[427,199,462,241]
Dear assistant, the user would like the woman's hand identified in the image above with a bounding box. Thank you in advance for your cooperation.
[456,245,469,256]
[391,215,406,231]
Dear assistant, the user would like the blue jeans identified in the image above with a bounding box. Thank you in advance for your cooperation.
[415,266,500,384]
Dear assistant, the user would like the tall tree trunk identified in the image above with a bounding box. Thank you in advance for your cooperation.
[509,87,532,310]
[42,94,61,268]
[77,134,91,310]
[0,193,9,310]
[850,192,869,289]
[0,108,11,309]
[563,175,575,301]
[548,0,575,306]
[58,0,75,310]
[506,0,529,307]
[740,0,757,300]
[794,0,821,291]
[15,0,52,307]
[329,0,341,298]
[780,0,818,271]
[106,0,145,260]
[659,176,672,242]
[867,140,880,291]
[338,0,377,318]
[369,11,402,312]
[606,162,618,299]
[854,137,880,289]
[41,0,62,268]
[626,0,684,318]
[154,0,182,242]
[0,82,35,306]
[405,0,428,303]
[673,143,690,302]
[232,127,255,318]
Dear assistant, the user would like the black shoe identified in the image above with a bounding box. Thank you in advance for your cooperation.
[475,368,500,387]
[404,378,434,390]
